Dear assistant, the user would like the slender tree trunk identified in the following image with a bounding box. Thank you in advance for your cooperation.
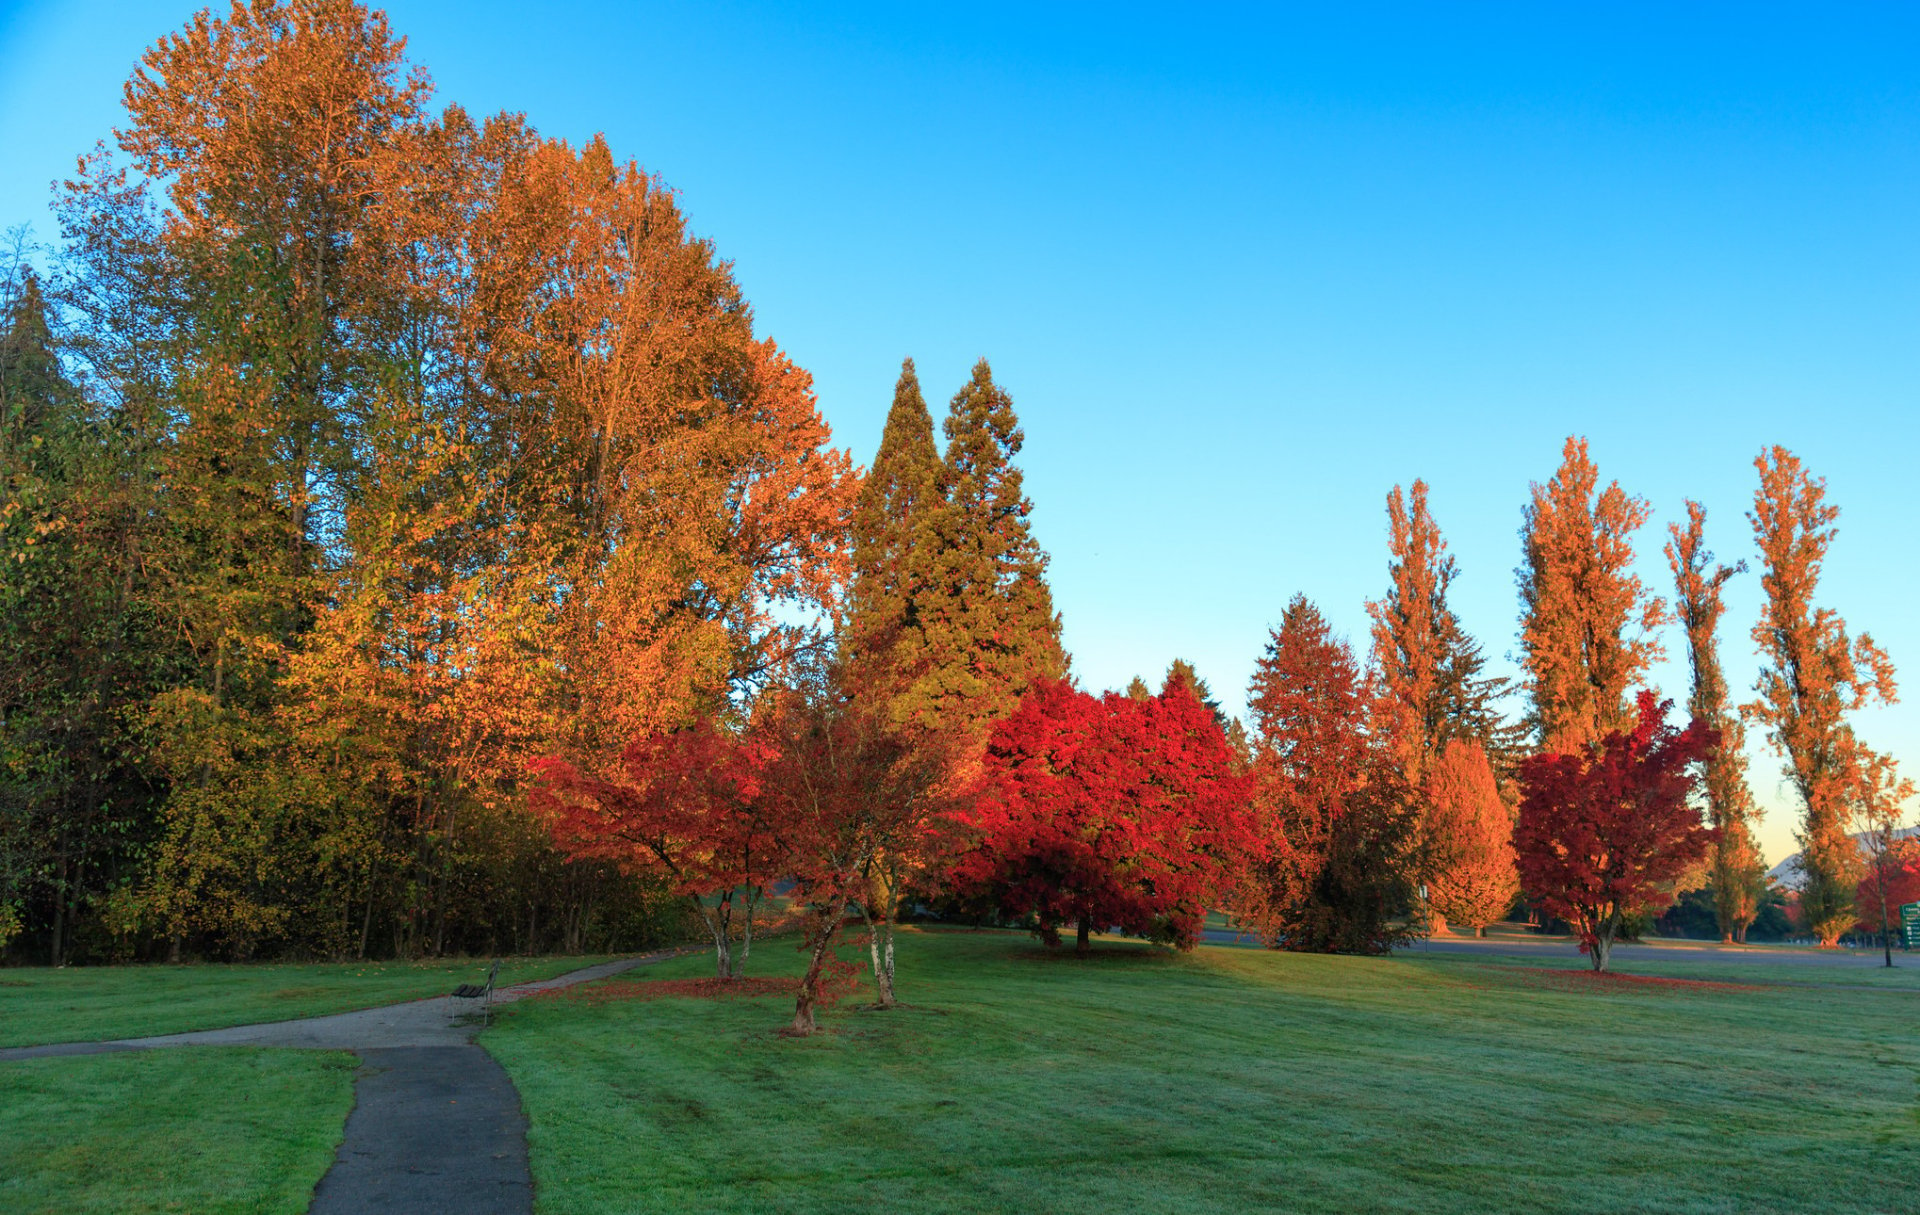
[1076,913,1091,955]
[864,913,898,1009]
[739,885,760,968]
[49,851,67,967]
[790,908,846,1036]
[694,894,732,980]
[1877,852,1895,968]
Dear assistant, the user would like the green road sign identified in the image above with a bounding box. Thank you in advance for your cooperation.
[1903,902,1920,950]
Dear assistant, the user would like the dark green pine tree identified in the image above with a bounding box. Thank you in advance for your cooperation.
[895,359,1065,742]
[845,358,943,711]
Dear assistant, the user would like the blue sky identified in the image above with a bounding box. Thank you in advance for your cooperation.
[4,1,1917,866]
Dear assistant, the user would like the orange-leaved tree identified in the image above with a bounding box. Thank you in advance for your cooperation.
[1664,499,1766,943]
[1745,447,1903,945]
[1514,693,1716,972]
[1422,740,1519,936]
[1517,437,1668,755]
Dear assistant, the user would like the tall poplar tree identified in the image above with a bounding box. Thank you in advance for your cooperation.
[1664,500,1765,943]
[1517,437,1667,754]
[1745,447,1902,946]
[1366,480,1510,782]
[894,359,1065,746]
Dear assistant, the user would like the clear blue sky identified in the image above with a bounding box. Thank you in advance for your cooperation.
[5,1,1917,866]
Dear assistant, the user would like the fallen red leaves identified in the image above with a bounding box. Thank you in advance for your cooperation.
[1499,968,1769,995]
[533,976,800,1005]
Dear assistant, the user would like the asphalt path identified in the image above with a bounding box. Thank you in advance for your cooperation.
[1200,926,1915,969]
[0,950,683,1213]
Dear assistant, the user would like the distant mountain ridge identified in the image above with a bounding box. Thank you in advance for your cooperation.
[1765,825,1920,890]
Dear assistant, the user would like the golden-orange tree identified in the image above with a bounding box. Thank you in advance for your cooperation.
[1664,499,1765,942]
[1514,693,1716,972]
[1517,437,1668,754]
[1366,480,1511,783]
[32,0,859,962]
[1422,740,1519,936]
[1745,447,1903,945]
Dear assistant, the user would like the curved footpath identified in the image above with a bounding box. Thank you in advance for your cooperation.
[0,951,681,1214]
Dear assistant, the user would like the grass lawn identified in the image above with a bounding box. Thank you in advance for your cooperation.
[484,928,1920,1214]
[0,1047,355,1215]
[0,954,612,1047]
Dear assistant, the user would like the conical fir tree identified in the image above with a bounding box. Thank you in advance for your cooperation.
[845,358,941,705]
[895,359,1065,745]
[1665,500,1766,943]
[1517,438,1668,754]
[1164,658,1229,733]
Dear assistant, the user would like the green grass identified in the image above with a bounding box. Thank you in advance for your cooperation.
[0,954,612,1047]
[484,928,1920,1214]
[0,1047,355,1214]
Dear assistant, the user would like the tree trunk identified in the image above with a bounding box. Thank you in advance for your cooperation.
[1076,913,1091,955]
[868,919,897,1009]
[1591,925,1614,973]
[694,894,732,980]
[1429,912,1449,937]
[790,918,842,1036]
[739,885,759,969]
[1474,925,1486,939]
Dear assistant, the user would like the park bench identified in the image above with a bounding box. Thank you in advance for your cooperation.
[448,959,499,1026]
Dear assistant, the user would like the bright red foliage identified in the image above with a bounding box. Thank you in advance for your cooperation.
[1855,836,1920,936]
[954,676,1252,952]
[530,719,775,978]
[1514,692,1717,971]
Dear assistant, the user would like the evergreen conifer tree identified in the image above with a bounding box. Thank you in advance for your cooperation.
[894,359,1065,745]
[845,358,942,707]
[1163,658,1228,733]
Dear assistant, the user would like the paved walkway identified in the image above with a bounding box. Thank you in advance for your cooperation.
[0,951,682,1213]
[1200,926,1914,969]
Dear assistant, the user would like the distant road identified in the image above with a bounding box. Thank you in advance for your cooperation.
[1200,927,1913,969]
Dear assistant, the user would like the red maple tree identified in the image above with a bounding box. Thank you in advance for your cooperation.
[530,719,776,979]
[1856,836,1920,939]
[954,677,1252,953]
[1513,692,1717,971]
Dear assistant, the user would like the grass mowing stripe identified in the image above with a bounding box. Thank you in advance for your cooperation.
[484,928,1920,1215]
[0,1047,356,1215]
